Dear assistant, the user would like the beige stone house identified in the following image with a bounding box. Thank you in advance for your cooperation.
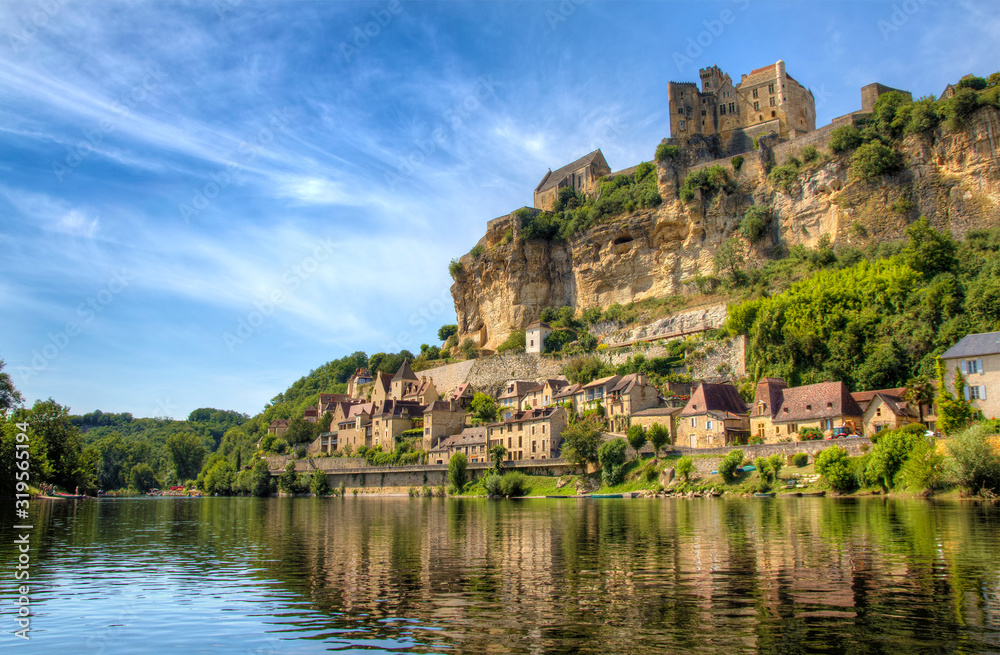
[629,407,681,442]
[522,378,569,410]
[346,367,375,399]
[941,331,1000,420]
[389,361,419,400]
[450,382,476,409]
[369,400,424,451]
[487,406,567,461]
[370,371,393,404]
[577,375,621,414]
[498,380,542,420]
[606,373,660,431]
[421,399,468,452]
[525,321,552,355]
[401,375,440,405]
[267,419,289,436]
[552,383,581,414]
[679,382,749,448]
[336,403,374,452]
[533,150,611,211]
[860,393,920,436]
[429,426,488,465]
[752,378,863,441]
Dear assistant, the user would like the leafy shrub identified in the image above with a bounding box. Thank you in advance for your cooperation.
[792,452,809,467]
[748,435,764,445]
[470,244,485,259]
[851,142,902,182]
[496,330,526,353]
[947,421,1000,495]
[899,436,945,493]
[679,165,732,202]
[956,76,987,91]
[655,143,680,162]
[815,446,854,492]
[675,455,694,482]
[945,88,982,129]
[731,155,744,171]
[648,423,670,456]
[502,228,513,244]
[718,449,744,483]
[739,204,770,243]
[799,427,823,441]
[460,338,478,360]
[448,259,463,277]
[482,472,502,496]
[829,125,862,153]
[768,164,799,194]
[598,438,629,486]
[801,145,819,163]
[499,472,530,497]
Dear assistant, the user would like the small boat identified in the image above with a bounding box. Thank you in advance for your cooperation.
[590,494,623,499]
[754,492,775,498]
[51,492,87,500]
[801,491,826,497]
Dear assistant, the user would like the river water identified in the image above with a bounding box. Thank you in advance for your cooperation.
[1,496,998,654]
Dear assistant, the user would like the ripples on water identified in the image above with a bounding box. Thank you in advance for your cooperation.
[1,497,998,654]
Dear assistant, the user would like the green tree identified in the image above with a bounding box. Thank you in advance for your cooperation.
[598,437,628,486]
[469,393,498,422]
[166,432,207,481]
[675,455,694,482]
[829,124,862,152]
[713,237,745,283]
[739,205,770,243]
[243,459,272,497]
[489,444,507,473]
[815,446,855,492]
[718,449,744,483]
[626,424,647,455]
[438,325,458,342]
[865,425,924,490]
[128,463,159,492]
[905,375,935,425]
[27,398,88,491]
[902,217,957,278]
[0,411,52,498]
[278,461,298,493]
[202,458,236,495]
[285,417,318,446]
[850,142,902,182]
[559,415,604,471]
[936,358,972,435]
[448,452,468,490]
[0,358,24,416]
[497,330,526,353]
[947,421,1000,495]
[93,434,131,490]
[310,469,330,496]
[460,338,478,360]
[648,423,670,459]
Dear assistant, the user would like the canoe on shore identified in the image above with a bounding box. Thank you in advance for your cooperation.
[754,492,776,498]
[801,491,827,497]
[590,494,624,499]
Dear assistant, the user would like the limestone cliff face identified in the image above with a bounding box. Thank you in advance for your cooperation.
[453,106,1000,350]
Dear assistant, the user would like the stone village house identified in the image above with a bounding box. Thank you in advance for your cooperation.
[679,382,750,448]
[752,378,864,442]
[487,406,568,462]
[941,331,1000,420]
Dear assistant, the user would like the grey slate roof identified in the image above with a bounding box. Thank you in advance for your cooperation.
[535,149,607,193]
[941,332,1000,359]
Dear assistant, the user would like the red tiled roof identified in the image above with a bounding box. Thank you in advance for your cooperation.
[773,382,863,424]
[680,383,748,417]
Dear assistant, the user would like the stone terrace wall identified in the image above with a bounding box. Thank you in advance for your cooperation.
[602,303,728,347]
[672,438,873,475]
[466,352,566,396]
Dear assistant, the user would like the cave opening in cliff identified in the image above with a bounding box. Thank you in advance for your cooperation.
[613,235,634,246]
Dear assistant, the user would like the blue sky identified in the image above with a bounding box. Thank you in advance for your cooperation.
[1,0,997,419]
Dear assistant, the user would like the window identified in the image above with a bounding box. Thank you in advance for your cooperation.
[678,107,685,115]
[532,441,536,453]
[876,407,881,417]
[966,385,986,400]
[719,104,726,115]
[706,420,714,430]
[541,425,545,434]
[424,427,430,435]
[769,97,776,107]
[825,419,832,430]
[753,101,759,110]
[768,83,774,94]
[701,110,706,116]
[690,417,697,427]
[752,88,758,98]
[729,102,735,113]
[530,340,534,347]
[963,359,983,375]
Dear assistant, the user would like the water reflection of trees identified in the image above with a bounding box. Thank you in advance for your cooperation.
[3,497,998,655]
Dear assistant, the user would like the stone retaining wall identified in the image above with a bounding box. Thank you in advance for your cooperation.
[674,438,872,475]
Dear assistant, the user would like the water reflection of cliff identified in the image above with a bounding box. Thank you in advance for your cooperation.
[242,497,999,655]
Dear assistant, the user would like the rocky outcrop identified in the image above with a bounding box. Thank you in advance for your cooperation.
[452,106,1000,349]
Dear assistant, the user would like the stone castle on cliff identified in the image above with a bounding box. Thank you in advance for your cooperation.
[531,60,910,211]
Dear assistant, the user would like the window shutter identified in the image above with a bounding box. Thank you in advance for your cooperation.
[978,359,984,375]
[964,385,971,401]
[980,385,987,400]
[961,361,968,375]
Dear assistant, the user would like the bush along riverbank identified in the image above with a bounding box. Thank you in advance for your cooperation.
[446,420,1000,500]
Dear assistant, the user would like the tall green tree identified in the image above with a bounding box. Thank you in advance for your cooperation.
[128,463,159,492]
[437,325,458,342]
[166,432,207,480]
[905,376,935,425]
[935,358,972,435]
[648,423,670,459]
[0,358,24,416]
[28,399,89,491]
[469,393,498,422]
[626,424,647,455]
[559,415,604,471]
